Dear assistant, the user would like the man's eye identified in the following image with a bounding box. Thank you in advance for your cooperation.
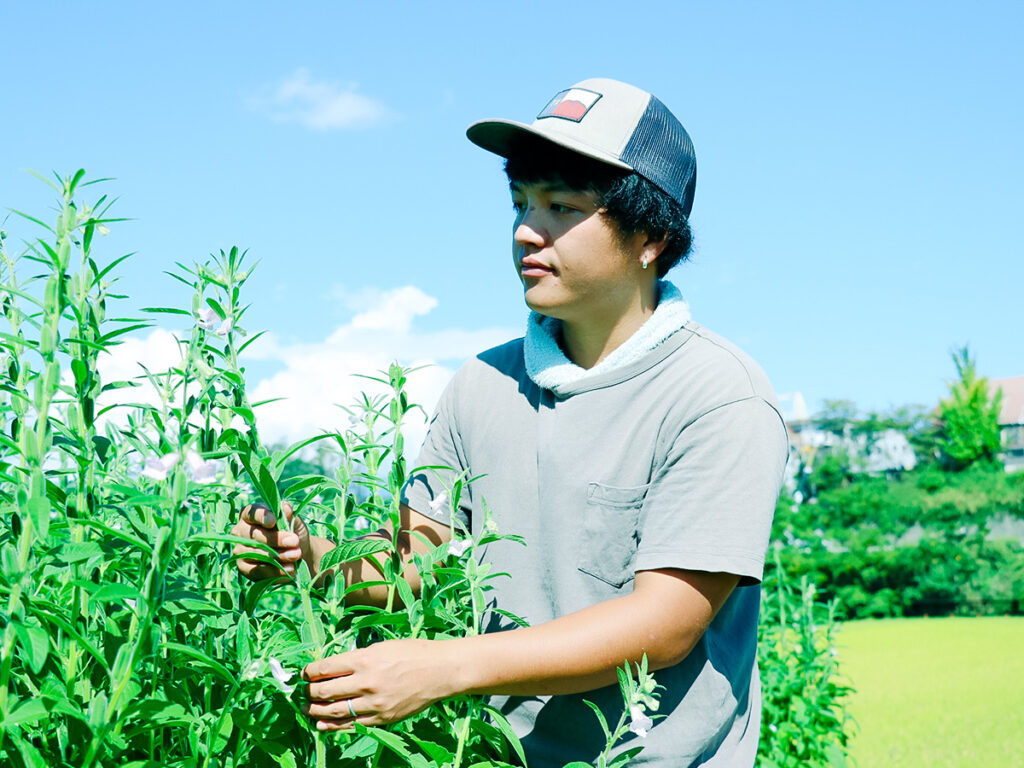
[550,203,576,214]
[511,201,525,214]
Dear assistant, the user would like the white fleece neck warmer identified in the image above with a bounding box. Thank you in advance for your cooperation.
[524,280,691,396]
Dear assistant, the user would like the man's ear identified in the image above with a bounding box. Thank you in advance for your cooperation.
[640,231,670,267]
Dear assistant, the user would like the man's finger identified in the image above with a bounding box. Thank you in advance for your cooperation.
[233,522,300,550]
[236,556,291,579]
[303,655,356,683]
[307,697,369,718]
[241,502,277,529]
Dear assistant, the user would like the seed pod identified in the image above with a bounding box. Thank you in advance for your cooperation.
[44,360,60,394]
[57,239,71,271]
[66,404,80,431]
[44,277,60,310]
[39,324,55,356]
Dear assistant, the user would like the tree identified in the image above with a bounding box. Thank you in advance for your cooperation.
[937,346,1003,470]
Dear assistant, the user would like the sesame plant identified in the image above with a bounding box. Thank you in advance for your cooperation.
[0,171,662,768]
[758,548,855,768]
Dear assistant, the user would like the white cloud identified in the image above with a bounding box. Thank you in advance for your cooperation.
[249,68,393,130]
[347,285,437,333]
[92,328,187,414]
[244,285,516,449]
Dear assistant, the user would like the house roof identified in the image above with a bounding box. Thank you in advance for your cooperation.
[991,376,1024,425]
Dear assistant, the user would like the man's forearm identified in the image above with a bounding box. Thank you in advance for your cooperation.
[440,569,738,698]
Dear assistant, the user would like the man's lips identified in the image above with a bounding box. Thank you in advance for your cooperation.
[519,256,555,278]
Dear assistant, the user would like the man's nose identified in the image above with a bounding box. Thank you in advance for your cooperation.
[513,209,547,249]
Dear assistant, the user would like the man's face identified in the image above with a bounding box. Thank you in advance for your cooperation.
[509,180,646,327]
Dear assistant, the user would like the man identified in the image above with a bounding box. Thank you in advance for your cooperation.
[234,77,788,767]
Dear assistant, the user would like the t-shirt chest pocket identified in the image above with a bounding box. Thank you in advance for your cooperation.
[577,482,649,588]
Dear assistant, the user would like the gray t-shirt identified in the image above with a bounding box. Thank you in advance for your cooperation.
[403,321,788,767]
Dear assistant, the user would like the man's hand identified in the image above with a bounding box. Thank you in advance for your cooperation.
[231,501,316,580]
[304,639,456,730]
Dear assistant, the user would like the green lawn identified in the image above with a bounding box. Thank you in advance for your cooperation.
[837,617,1024,767]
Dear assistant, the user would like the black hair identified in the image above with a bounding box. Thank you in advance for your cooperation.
[503,138,693,277]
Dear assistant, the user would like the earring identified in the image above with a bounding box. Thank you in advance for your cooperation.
[641,257,649,270]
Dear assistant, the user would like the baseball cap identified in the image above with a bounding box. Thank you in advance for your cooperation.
[467,77,697,217]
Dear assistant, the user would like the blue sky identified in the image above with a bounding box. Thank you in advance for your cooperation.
[3,1,1022,441]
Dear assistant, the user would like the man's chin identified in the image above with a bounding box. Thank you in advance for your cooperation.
[524,294,567,321]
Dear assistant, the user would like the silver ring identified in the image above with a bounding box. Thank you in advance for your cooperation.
[347,699,357,718]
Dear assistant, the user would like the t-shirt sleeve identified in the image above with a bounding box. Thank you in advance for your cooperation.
[401,373,472,530]
[633,396,789,584]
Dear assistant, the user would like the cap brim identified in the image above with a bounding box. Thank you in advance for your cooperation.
[467,118,632,172]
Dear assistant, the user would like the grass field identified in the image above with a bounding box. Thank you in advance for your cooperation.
[837,616,1024,767]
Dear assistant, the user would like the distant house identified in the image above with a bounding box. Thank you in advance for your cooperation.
[785,419,917,475]
[991,376,1024,472]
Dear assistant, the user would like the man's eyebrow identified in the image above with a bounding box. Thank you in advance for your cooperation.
[508,180,575,194]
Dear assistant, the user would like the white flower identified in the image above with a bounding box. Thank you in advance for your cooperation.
[215,317,233,336]
[353,517,371,531]
[447,538,471,558]
[141,452,179,481]
[628,705,653,738]
[428,492,449,516]
[97,224,110,236]
[186,451,219,484]
[196,307,218,330]
[268,657,295,694]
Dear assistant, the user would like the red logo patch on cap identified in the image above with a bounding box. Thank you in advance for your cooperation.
[537,88,602,123]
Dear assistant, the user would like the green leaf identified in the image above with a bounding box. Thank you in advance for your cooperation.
[339,735,378,759]
[231,405,255,424]
[211,708,234,753]
[318,539,390,572]
[582,699,611,740]
[205,297,226,318]
[281,475,324,497]
[606,747,644,767]
[364,727,413,760]
[162,641,237,685]
[2,698,49,728]
[185,531,275,552]
[10,731,48,768]
[72,516,154,555]
[396,577,415,610]
[258,459,281,510]
[13,620,49,674]
[28,601,108,671]
[407,734,454,764]
[243,577,280,615]
[91,583,143,603]
[141,306,192,315]
[481,704,528,767]
[60,541,105,564]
